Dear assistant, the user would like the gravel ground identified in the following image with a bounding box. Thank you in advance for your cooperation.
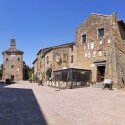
[0,81,125,125]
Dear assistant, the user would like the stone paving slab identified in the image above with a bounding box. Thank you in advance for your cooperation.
[1,82,125,125]
[0,84,47,125]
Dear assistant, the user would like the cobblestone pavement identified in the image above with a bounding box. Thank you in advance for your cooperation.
[0,81,125,125]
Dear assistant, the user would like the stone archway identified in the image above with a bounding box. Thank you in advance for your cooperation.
[46,68,52,80]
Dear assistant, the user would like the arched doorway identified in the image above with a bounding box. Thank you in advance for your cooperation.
[46,68,52,80]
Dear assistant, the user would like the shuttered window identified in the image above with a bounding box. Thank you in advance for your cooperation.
[63,54,68,63]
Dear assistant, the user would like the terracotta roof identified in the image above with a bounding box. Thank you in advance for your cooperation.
[2,48,24,55]
[41,47,53,57]
[37,47,52,55]
[37,42,75,56]
[52,42,75,49]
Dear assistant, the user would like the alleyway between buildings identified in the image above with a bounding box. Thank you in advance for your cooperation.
[0,82,125,125]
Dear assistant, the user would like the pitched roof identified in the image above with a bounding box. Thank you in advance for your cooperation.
[32,58,38,64]
[37,42,75,56]
[52,42,75,49]
[2,48,24,55]
[77,13,112,30]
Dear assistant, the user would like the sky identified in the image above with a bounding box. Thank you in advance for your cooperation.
[0,0,125,67]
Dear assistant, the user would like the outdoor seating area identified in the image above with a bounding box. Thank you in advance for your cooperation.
[46,68,91,89]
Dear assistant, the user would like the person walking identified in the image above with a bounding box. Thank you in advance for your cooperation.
[38,80,43,86]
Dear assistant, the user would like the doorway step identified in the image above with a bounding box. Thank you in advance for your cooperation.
[93,82,104,88]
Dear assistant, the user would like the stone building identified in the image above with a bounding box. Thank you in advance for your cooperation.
[33,42,76,81]
[2,39,24,81]
[76,12,125,87]
[33,12,125,88]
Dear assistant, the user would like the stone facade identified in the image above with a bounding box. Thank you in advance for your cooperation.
[33,43,76,81]
[76,12,125,87]
[33,12,125,88]
[2,39,24,81]
[76,13,113,81]
[33,58,38,76]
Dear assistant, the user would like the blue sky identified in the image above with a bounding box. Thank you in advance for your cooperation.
[0,0,125,67]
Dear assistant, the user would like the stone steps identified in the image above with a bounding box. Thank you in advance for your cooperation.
[94,82,104,88]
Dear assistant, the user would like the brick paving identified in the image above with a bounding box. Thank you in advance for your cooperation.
[0,81,125,125]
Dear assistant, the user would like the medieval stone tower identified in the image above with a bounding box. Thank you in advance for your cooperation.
[2,39,24,81]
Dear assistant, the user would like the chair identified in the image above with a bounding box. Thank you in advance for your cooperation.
[103,79,112,90]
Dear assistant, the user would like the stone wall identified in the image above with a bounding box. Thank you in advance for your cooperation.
[33,13,125,88]
[34,44,76,81]
[53,46,70,71]
[76,13,113,82]
[33,59,37,76]
[104,43,117,85]
[2,53,23,81]
[115,45,125,87]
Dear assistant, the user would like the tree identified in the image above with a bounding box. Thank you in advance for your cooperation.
[23,61,33,80]
[28,68,34,80]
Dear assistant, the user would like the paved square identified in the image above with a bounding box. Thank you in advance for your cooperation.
[0,82,125,125]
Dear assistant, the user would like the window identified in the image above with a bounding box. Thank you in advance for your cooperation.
[71,55,73,63]
[55,53,61,62]
[11,65,14,69]
[98,28,104,39]
[63,54,68,63]
[90,42,94,49]
[17,58,20,61]
[98,51,102,56]
[46,56,49,64]
[6,58,9,62]
[71,46,73,52]
[82,34,86,43]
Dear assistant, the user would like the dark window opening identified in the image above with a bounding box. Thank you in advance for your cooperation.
[46,56,49,64]
[82,34,86,43]
[6,58,9,62]
[71,46,73,52]
[46,68,52,80]
[122,78,125,85]
[18,58,20,61]
[97,66,105,82]
[11,65,14,69]
[98,28,104,39]
[11,75,14,81]
[71,55,73,63]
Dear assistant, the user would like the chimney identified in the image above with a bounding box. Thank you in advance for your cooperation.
[10,39,16,49]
